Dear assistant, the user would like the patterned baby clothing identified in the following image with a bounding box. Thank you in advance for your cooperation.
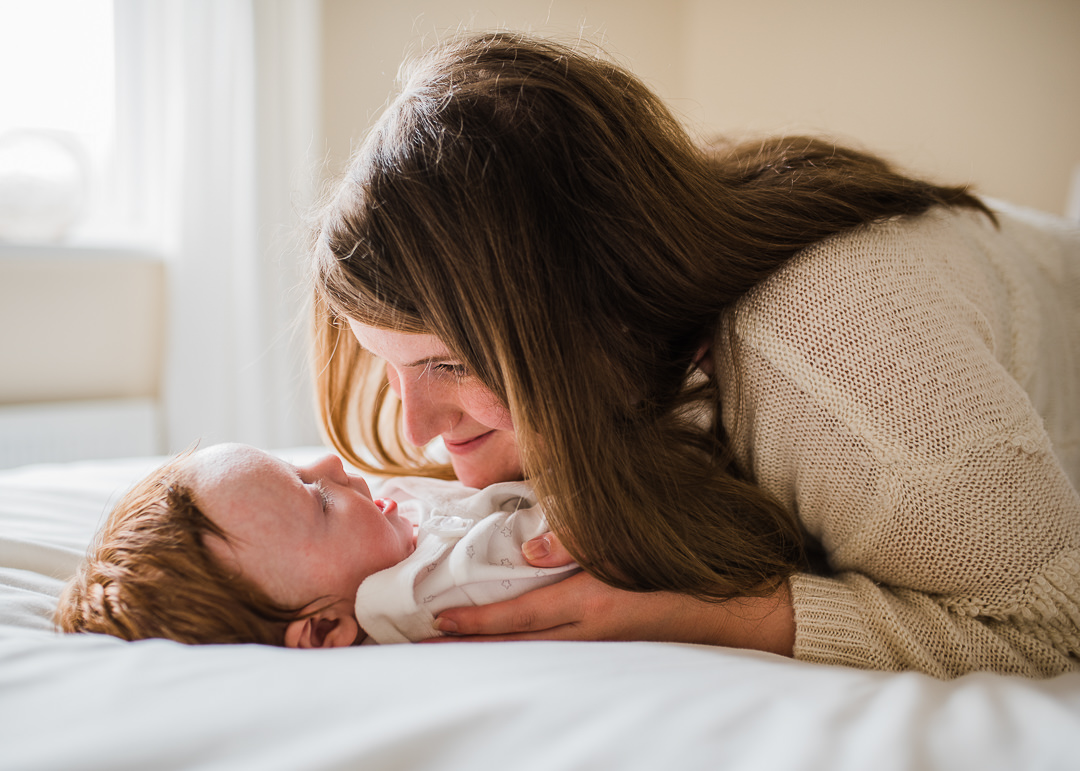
[355,477,579,643]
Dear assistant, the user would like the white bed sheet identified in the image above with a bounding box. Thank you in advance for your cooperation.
[2,451,1079,771]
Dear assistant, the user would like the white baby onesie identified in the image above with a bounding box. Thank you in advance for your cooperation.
[354,477,579,644]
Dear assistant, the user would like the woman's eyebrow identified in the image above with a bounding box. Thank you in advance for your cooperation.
[402,355,455,368]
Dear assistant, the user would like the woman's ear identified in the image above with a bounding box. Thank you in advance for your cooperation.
[284,600,360,649]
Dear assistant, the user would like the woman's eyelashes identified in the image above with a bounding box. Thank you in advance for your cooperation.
[430,362,469,379]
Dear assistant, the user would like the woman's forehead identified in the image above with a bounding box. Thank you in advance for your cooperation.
[346,321,451,364]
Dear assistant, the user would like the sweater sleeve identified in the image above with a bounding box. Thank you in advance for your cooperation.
[720,207,1080,678]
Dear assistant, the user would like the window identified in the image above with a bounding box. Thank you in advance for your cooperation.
[0,0,152,247]
[0,0,324,469]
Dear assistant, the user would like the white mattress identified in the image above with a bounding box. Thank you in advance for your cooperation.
[2,451,1079,770]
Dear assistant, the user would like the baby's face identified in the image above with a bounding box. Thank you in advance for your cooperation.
[183,444,415,611]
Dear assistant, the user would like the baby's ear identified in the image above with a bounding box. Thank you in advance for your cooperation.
[284,600,360,649]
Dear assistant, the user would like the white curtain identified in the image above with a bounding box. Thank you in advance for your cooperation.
[118,0,324,452]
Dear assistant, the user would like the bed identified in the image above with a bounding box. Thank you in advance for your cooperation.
[2,450,1079,770]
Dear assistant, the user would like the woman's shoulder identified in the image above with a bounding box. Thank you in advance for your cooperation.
[715,203,1077,487]
[728,207,965,340]
[795,200,1079,275]
[793,204,987,272]
[729,201,1077,338]
[720,200,1079,468]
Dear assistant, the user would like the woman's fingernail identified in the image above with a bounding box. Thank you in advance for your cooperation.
[523,534,551,561]
[434,617,458,634]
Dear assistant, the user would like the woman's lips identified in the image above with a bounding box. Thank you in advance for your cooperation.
[443,430,494,454]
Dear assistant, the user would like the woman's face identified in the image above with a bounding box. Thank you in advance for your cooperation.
[348,321,524,489]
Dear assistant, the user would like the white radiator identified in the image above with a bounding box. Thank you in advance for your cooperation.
[0,398,162,469]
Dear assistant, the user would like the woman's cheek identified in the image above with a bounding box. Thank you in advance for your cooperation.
[461,385,514,431]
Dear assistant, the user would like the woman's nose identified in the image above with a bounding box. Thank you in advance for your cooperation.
[396,374,458,447]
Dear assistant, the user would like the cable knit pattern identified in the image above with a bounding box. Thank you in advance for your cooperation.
[719,203,1080,678]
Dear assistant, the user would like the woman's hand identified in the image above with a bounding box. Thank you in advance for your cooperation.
[428,534,796,655]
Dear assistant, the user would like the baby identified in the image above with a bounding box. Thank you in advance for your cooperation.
[55,443,577,646]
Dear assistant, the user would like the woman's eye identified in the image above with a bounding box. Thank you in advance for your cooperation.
[432,363,469,379]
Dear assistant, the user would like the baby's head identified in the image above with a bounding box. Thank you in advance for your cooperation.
[56,444,415,647]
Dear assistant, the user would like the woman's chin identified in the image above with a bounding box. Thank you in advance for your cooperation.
[450,452,524,489]
[453,466,500,489]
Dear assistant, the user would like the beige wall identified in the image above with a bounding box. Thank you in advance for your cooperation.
[320,0,685,173]
[0,253,164,404]
[679,0,1080,216]
[322,0,1080,215]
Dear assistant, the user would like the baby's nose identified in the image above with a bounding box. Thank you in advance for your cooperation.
[310,453,347,482]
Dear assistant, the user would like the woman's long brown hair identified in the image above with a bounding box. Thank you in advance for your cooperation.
[310,31,992,599]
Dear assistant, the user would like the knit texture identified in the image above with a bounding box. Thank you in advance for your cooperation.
[720,203,1080,678]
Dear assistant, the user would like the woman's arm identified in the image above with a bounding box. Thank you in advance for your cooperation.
[714,208,1080,678]
[430,535,795,655]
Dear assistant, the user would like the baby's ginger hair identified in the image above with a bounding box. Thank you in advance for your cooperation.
[56,454,298,646]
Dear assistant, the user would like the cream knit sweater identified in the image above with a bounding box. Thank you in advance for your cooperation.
[720,202,1080,678]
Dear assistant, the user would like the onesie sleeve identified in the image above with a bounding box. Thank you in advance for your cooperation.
[720,208,1080,678]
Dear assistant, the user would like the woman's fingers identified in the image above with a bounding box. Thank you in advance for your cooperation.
[434,572,592,636]
[521,532,576,567]
[428,572,796,652]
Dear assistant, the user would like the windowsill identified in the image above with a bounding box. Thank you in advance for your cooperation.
[0,239,164,261]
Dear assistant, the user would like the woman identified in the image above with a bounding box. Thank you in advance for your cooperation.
[310,31,1080,678]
